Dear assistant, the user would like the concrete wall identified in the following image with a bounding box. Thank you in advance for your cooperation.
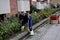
[17,0,30,12]
[0,0,10,14]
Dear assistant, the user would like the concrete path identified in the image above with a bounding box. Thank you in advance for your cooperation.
[23,24,60,40]
[41,24,60,40]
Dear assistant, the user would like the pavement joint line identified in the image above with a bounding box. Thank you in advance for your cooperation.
[24,23,52,40]
[54,27,60,40]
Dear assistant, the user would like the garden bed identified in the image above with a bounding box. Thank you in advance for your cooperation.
[0,8,60,40]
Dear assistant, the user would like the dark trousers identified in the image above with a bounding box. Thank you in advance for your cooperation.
[22,20,27,26]
[29,16,32,31]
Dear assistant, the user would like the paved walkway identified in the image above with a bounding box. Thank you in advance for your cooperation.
[23,24,60,40]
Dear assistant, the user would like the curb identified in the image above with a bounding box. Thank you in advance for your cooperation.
[10,18,49,40]
[10,9,60,40]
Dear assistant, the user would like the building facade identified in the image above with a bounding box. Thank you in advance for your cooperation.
[31,0,60,6]
[8,0,18,17]
[31,0,51,9]
[51,0,60,4]
[0,0,60,18]
[0,0,30,18]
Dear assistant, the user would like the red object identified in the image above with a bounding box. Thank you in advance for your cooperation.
[50,16,59,20]
[40,13,43,17]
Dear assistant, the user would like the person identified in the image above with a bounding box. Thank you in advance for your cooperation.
[16,11,25,31]
[20,11,34,35]
[20,11,29,31]
[26,11,34,35]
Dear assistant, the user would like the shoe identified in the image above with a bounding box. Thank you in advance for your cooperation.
[30,30,34,35]
[21,26,25,31]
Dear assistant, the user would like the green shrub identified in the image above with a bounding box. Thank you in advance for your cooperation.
[30,5,38,13]
[40,8,52,18]
[0,15,20,40]
[31,12,40,24]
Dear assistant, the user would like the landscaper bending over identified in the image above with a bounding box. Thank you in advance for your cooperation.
[20,11,28,31]
[21,11,34,35]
